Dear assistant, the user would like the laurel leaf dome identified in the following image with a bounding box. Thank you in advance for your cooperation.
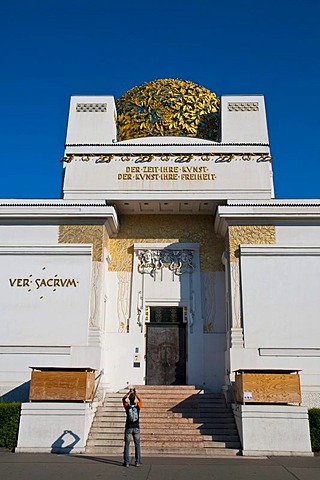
[116,78,220,142]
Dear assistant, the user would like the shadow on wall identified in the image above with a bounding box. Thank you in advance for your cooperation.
[51,430,80,454]
[0,381,30,402]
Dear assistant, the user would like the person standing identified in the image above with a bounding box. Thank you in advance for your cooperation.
[122,387,142,467]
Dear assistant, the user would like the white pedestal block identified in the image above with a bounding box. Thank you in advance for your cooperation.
[16,402,97,453]
[233,404,313,456]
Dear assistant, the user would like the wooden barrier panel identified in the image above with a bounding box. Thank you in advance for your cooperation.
[29,367,96,402]
[234,370,301,405]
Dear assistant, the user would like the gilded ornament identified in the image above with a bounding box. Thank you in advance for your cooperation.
[61,153,269,164]
[136,154,154,163]
[108,215,225,272]
[216,154,235,163]
[116,79,220,142]
[257,154,272,162]
[58,225,109,262]
[97,155,113,163]
[242,153,255,161]
[228,225,276,261]
[176,154,193,163]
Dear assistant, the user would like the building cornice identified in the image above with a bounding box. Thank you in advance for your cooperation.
[0,200,119,235]
[215,199,320,236]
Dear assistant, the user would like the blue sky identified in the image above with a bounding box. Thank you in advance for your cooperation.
[0,0,319,199]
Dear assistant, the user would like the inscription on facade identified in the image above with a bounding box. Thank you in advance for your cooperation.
[118,165,216,181]
[9,277,79,290]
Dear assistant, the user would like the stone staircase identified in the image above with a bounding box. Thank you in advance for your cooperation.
[86,385,241,457]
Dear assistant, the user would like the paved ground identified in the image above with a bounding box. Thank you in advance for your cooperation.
[1,452,320,480]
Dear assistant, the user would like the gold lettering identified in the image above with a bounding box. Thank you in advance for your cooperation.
[181,173,216,181]
[182,166,208,173]
[142,166,159,173]
[118,173,132,180]
[160,167,178,173]
[160,174,178,180]
[118,166,215,182]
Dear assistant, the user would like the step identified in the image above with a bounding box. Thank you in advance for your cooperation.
[140,417,236,424]
[88,436,238,446]
[131,385,201,391]
[85,446,241,456]
[90,424,202,433]
[90,423,238,432]
[87,441,241,452]
[90,426,238,435]
[142,428,238,437]
[92,417,236,430]
[104,399,226,407]
[141,419,237,427]
[141,407,231,414]
[89,430,202,441]
[131,393,224,399]
[96,411,233,420]
[144,411,233,418]
[102,398,227,405]
[87,439,205,448]
[90,428,238,439]
[115,395,224,401]
[98,409,231,417]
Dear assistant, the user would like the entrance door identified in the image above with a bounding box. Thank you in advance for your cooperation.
[146,307,186,385]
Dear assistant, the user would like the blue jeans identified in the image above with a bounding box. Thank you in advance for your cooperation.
[124,428,141,465]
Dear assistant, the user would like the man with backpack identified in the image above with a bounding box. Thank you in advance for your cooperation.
[122,387,142,467]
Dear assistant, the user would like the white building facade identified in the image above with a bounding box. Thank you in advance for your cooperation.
[1,79,319,414]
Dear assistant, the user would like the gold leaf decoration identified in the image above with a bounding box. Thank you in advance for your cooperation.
[58,225,109,262]
[108,215,225,272]
[228,225,276,261]
[116,78,220,142]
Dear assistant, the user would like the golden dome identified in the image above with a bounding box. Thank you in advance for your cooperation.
[116,78,220,142]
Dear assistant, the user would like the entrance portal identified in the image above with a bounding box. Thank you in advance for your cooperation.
[146,307,186,385]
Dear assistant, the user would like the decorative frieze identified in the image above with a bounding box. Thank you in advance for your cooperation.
[61,153,272,164]
[137,248,194,277]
